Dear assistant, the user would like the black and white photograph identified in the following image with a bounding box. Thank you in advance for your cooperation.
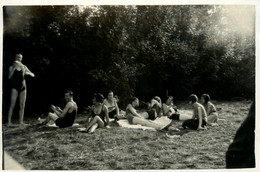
[1,1,258,170]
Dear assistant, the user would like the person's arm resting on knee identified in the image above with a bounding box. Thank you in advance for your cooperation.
[51,103,73,118]
[128,104,144,119]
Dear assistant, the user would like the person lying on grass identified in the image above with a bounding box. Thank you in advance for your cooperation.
[83,93,109,133]
[103,90,120,121]
[162,96,191,121]
[146,96,163,120]
[182,94,207,130]
[201,94,219,125]
[39,90,77,128]
[126,97,170,130]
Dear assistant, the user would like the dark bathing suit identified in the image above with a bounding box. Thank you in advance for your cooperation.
[11,69,26,92]
[126,107,134,124]
[91,105,107,126]
[108,107,117,118]
[55,102,77,128]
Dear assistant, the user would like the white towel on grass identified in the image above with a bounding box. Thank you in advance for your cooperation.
[117,109,193,131]
[117,116,172,131]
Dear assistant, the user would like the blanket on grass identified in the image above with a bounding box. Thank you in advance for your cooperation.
[48,109,193,131]
[117,109,193,131]
[117,117,171,131]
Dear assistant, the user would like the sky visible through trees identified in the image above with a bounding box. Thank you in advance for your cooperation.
[2,5,255,117]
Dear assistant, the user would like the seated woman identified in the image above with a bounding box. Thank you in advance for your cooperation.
[103,91,120,120]
[146,96,162,120]
[182,94,207,130]
[201,94,219,124]
[40,90,77,128]
[84,93,109,133]
[162,96,191,121]
[126,97,170,130]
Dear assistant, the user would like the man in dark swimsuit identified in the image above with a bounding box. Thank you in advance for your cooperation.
[41,90,77,128]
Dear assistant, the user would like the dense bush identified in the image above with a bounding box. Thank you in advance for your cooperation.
[2,5,255,117]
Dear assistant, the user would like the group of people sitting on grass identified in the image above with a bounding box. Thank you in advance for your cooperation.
[7,54,218,132]
[39,89,219,133]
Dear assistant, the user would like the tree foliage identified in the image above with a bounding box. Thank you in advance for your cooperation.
[3,5,255,116]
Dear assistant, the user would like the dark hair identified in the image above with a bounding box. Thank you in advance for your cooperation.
[130,97,138,104]
[107,90,113,97]
[65,90,73,97]
[94,93,104,103]
[189,94,198,103]
[201,94,210,103]
[165,96,173,103]
[153,96,161,102]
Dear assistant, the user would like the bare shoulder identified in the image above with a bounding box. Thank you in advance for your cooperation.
[209,101,215,106]
[198,106,204,111]
[103,99,109,105]
[66,101,77,108]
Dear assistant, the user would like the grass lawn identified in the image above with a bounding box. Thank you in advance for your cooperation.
[3,101,252,170]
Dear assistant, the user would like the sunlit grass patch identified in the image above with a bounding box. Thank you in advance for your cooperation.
[3,101,252,170]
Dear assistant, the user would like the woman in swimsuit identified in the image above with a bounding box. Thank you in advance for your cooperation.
[162,96,192,121]
[40,90,77,128]
[103,91,120,120]
[7,54,35,126]
[84,93,109,133]
[182,94,207,130]
[126,97,170,130]
[201,94,218,125]
[146,96,162,120]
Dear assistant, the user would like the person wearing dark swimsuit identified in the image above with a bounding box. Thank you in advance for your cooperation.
[7,54,35,126]
[146,96,162,120]
[84,93,109,133]
[55,106,77,128]
[126,97,171,130]
[40,90,77,128]
[103,91,120,119]
[10,69,26,92]
[182,94,207,130]
[162,96,192,121]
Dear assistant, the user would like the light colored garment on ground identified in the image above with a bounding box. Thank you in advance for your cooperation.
[117,109,193,131]
[117,116,171,131]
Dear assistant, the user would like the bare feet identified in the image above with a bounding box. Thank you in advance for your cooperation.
[7,123,19,127]
[168,126,180,132]
[209,123,219,127]
[38,117,46,124]
[89,124,98,133]
[166,133,181,139]
[19,123,30,127]
[197,126,207,130]
[7,122,13,127]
